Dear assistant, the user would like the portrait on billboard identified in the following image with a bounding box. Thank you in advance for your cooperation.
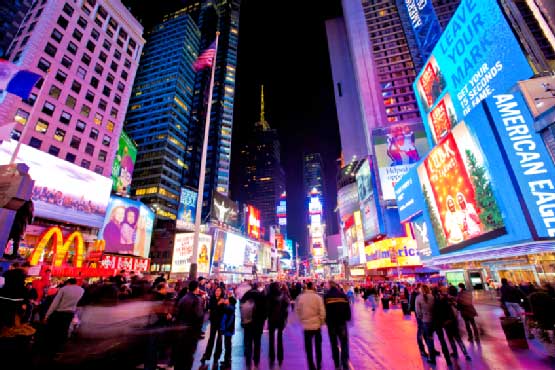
[111,132,137,196]
[428,93,458,144]
[373,124,429,200]
[416,55,446,112]
[99,197,154,258]
[211,191,239,227]
[418,122,505,253]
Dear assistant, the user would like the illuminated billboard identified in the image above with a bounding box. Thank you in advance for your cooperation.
[223,232,247,266]
[372,123,429,200]
[418,122,505,253]
[414,0,533,145]
[99,196,155,258]
[111,131,137,196]
[0,140,111,228]
[356,159,380,240]
[176,187,197,231]
[395,168,425,223]
[171,232,212,274]
[337,183,359,221]
[404,0,442,59]
[486,92,555,238]
[246,205,261,239]
[365,237,421,270]
[277,191,287,227]
[212,191,239,228]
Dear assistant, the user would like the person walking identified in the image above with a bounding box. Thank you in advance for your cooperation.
[201,287,228,368]
[267,282,289,368]
[296,281,326,370]
[324,281,351,370]
[240,282,267,370]
[173,280,205,370]
[456,283,480,343]
[410,283,427,357]
[445,289,471,361]
[416,285,450,366]
[43,278,84,354]
[219,296,237,370]
[500,278,525,318]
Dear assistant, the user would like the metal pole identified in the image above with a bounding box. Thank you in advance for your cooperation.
[9,72,48,165]
[189,32,220,281]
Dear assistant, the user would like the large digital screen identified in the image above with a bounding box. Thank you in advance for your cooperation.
[337,183,359,221]
[373,123,429,200]
[211,191,239,227]
[244,239,259,267]
[365,237,421,269]
[111,131,137,196]
[486,92,555,238]
[414,0,533,145]
[0,140,111,228]
[417,122,505,253]
[246,205,261,239]
[356,159,380,240]
[176,187,197,230]
[171,232,212,274]
[395,167,425,223]
[99,196,154,258]
[223,232,247,266]
[404,0,442,59]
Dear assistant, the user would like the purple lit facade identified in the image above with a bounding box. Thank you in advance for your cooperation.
[0,0,143,178]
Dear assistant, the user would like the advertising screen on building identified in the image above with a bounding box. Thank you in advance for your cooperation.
[365,237,421,270]
[414,0,533,145]
[171,232,212,274]
[373,123,429,200]
[245,239,259,267]
[356,159,380,240]
[111,131,137,196]
[0,140,111,228]
[395,168,425,223]
[417,122,505,253]
[223,232,247,266]
[176,187,197,231]
[211,191,239,227]
[277,192,287,227]
[486,92,555,238]
[404,0,442,59]
[99,196,155,257]
[337,183,359,221]
[246,205,261,239]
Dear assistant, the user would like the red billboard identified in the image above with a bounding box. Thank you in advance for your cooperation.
[247,205,261,239]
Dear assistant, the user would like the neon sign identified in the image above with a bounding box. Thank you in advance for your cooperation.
[30,226,85,268]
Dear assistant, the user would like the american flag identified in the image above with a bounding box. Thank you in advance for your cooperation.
[192,41,216,72]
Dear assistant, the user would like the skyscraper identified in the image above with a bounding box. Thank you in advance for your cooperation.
[303,153,325,197]
[240,86,286,236]
[0,0,33,58]
[126,0,240,222]
[125,11,200,221]
[0,0,144,177]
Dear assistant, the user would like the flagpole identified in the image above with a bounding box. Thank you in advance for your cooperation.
[9,71,48,165]
[189,32,220,281]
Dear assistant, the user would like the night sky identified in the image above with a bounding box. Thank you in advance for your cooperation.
[123,0,342,256]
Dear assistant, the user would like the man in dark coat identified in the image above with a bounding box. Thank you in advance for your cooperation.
[324,281,351,370]
[240,282,267,370]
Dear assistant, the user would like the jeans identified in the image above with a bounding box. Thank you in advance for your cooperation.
[463,316,480,341]
[328,323,349,370]
[505,302,523,318]
[222,335,232,365]
[445,320,469,357]
[434,326,452,364]
[368,295,377,310]
[422,322,451,364]
[416,317,427,353]
[303,329,322,370]
[268,324,284,365]
[173,327,200,370]
[45,311,74,354]
[243,324,262,368]
[202,322,223,361]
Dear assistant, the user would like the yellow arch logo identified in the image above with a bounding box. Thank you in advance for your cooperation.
[30,226,85,268]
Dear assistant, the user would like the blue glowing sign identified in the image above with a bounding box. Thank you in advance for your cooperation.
[486,92,555,238]
[394,167,425,223]
[414,0,533,145]
[404,0,442,59]
[177,188,197,229]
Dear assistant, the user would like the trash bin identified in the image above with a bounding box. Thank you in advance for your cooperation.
[401,300,410,315]
[500,316,528,349]
[381,298,390,310]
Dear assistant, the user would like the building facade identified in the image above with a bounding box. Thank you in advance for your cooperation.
[125,11,200,221]
[0,0,144,178]
[0,0,33,58]
[239,87,286,236]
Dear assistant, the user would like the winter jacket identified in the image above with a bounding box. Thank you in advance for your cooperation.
[324,287,351,327]
[267,293,289,329]
[456,290,478,318]
[208,294,226,324]
[221,303,236,336]
[415,293,434,324]
[240,288,267,328]
[176,292,204,331]
[295,289,326,330]
[500,284,524,304]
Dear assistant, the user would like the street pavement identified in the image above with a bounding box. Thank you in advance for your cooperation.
[25,297,555,370]
[192,296,555,370]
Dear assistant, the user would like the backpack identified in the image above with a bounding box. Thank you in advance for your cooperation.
[240,299,255,325]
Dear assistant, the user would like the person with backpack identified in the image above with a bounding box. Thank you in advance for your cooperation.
[240,282,267,370]
[324,280,351,370]
[266,282,289,368]
[296,281,326,370]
